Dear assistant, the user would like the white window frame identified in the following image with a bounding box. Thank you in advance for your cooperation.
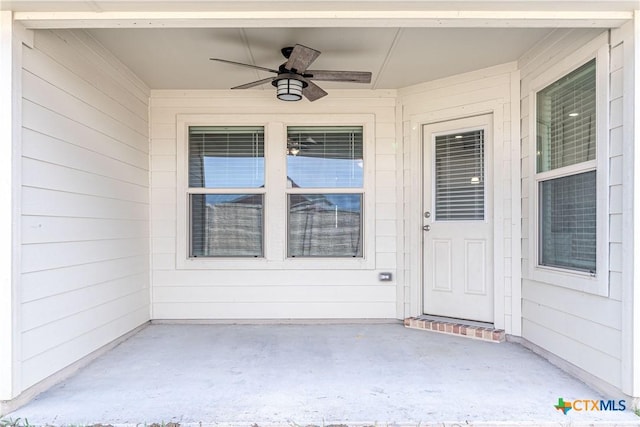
[528,41,609,296]
[176,113,376,270]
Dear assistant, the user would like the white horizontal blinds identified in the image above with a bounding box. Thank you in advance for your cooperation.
[539,172,596,272]
[288,194,363,257]
[189,126,264,188]
[286,126,363,188]
[188,126,265,258]
[537,59,596,173]
[434,130,485,221]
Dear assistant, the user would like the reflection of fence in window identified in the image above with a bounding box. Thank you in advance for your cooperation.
[205,202,263,257]
[191,194,263,257]
[288,195,362,257]
[539,172,596,272]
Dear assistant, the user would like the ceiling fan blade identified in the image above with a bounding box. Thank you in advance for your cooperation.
[285,44,321,73]
[231,77,276,89]
[300,78,328,102]
[210,58,279,74]
[305,70,372,83]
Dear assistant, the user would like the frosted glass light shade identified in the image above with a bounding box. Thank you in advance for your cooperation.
[277,79,303,101]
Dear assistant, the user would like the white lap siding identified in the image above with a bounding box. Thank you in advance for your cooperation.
[150,91,398,319]
[20,29,150,390]
[520,28,626,391]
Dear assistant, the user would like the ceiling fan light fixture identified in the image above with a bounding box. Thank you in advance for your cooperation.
[274,76,304,101]
[212,44,372,102]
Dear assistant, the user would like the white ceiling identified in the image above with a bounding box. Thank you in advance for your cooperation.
[7,1,634,91]
[87,27,555,90]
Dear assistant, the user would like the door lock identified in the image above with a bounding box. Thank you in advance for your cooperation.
[424,211,431,218]
[423,225,431,232]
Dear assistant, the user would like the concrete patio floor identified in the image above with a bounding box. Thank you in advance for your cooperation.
[7,322,640,426]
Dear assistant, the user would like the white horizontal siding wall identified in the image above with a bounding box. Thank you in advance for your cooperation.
[20,29,150,390]
[150,90,398,319]
[519,28,625,390]
[398,63,519,332]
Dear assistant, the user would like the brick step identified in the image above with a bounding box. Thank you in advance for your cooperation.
[404,317,505,343]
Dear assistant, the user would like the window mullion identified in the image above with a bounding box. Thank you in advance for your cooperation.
[265,122,287,261]
[535,160,597,182]
[187,188,266,195]
[287,187,363,194]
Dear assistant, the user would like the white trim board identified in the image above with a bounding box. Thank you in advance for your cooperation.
[619,12,640,399]
[0,10,17,401]
[12,10,632,29]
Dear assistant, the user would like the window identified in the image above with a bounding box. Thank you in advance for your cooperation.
[286,126,363,257]
[535,59,597,274]
[434,130,485,221]
[177,115,375,269]
[188,126,265,257]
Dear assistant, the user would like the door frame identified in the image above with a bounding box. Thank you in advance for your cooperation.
[406,99,518,332]
[422,114,494,323]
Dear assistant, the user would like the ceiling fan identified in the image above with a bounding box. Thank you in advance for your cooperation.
[210,44,372,102]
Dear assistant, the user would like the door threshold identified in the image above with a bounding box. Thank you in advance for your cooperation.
[404,316,505,343]
[419,314,493,329]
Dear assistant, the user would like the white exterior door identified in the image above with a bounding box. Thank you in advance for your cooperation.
[422,115,494,323]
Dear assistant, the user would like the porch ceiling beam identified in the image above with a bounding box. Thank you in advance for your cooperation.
[13,10,633,29]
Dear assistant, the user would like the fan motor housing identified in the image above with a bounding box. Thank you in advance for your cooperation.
[281,47,294,58]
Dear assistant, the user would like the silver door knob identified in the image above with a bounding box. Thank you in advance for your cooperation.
[423,225,431,231]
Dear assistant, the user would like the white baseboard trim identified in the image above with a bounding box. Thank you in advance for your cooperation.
[0,321,150,416]
[508,335,639,410]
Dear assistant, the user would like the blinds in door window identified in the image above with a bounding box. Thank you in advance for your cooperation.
[434,130,485,221]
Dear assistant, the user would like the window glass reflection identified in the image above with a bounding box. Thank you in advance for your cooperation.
[288,194,362,257]
[191,194,263,257]
[287,126,363,188]
[189,126,264,188]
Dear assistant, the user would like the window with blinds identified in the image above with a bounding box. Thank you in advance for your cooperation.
[286,126,363,188]
[189,126,264,188]
[434,130,485,221]
[537,59,596,173]
[535,59,597,273]
[188,126,265,257]
[286,126,364,257]
[539,172,596,272]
